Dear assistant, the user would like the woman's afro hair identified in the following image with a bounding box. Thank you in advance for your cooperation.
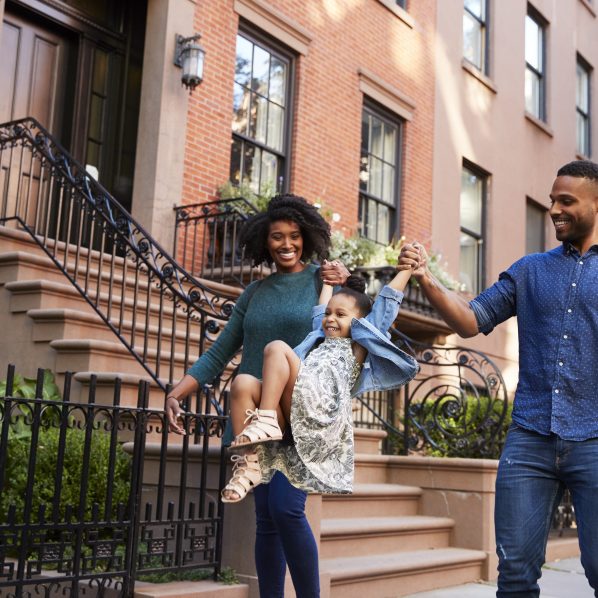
[238,194,331,266]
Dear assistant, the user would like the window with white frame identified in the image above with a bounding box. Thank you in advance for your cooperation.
[526,199,547,254]
[463,0,488,73]
[231,31,292,195]
[576,56,591,157]
[525,8,546,120]
[359,103,402,245]
[460,163,486,294]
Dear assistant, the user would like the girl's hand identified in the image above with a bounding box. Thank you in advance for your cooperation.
[398,242,428,280]
[320,259,350,286]
[166,396,187,435]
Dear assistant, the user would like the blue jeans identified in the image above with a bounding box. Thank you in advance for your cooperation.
[495,424,598,597]
[253,471,320,597]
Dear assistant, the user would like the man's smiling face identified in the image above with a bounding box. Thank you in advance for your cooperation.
[549,175,598,250]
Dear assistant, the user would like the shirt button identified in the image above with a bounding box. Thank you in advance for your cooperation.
[572,283,577,287]
[559,361,564,366]
[563,334,568,339]
[579,261,584,265]
[567,309,572,313]
[555,389,560,394]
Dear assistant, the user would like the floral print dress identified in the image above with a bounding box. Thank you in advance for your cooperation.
[258,337,361,494]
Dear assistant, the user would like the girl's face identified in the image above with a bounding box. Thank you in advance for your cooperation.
[267,220,304,273]
[322,294,362,338]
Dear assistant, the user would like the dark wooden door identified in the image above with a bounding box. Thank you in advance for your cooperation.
[1,9,76,145]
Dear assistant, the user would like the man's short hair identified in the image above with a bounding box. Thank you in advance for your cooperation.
[557,160,598,182]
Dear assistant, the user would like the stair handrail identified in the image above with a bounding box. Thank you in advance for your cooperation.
[0,117,239,395]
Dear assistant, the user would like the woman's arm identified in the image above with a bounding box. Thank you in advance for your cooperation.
[165,284,254,433]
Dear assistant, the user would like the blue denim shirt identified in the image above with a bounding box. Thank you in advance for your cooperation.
[293,286,419,397]
[469,243,598,441]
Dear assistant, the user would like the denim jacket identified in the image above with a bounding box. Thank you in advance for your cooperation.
[293,286,419,397]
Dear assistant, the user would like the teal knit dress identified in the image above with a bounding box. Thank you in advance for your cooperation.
[187,264,320,391]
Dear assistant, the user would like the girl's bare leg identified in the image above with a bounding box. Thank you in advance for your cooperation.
[229,374,262,436]
[259,340,301,425]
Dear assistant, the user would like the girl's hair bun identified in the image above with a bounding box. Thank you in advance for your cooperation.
[344,274,367,293]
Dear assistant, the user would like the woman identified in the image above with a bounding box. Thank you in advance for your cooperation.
[166,194,348,597]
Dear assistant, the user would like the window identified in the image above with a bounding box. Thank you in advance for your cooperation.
[359,103,402,245]
[525,8,546,120]
[526,199,546,254]
[463,0,488,73]
[460,163,486,294]
[231,31,292,195]
[576,56,591,157]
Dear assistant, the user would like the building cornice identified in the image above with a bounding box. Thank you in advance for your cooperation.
[234,0,313,55]
[358,67,416,121]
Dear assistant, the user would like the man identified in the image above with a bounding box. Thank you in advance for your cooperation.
[399,160,598,597]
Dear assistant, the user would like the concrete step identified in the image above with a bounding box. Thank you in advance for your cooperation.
[353,427,386,454]
[321,547,487,598]
[354,453,393,484]
[134,579,248,597]
[27,307,203,354]
[322,483,422,518]
[0,227,243,302]
[49,337,194,381]
[545,534,581,562]
[320,515,454,559]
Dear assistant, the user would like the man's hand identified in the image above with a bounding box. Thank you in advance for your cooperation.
[320,259,350,286]
[166,396,187,435]
[398,242,428,280]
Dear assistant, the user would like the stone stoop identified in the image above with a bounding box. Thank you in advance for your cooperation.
[134,580,249,598]
[318,429,487,597]
[0,226,236,407]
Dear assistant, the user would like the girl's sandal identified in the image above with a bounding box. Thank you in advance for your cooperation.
[220,452,262,504]
[229,408,283,451]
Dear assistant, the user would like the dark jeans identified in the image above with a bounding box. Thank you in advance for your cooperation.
[253,471,320,597]
[495,424,598,597]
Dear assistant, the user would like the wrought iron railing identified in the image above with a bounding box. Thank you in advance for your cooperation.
[0,364,227,596]
[0,118,239,398]
[173,199,266,287]
[353,329,511,458]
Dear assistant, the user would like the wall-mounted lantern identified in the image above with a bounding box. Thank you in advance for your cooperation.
[174,33,206,92]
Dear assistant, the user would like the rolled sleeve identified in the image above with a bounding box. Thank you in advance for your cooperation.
[469,271,517,335]
[366,285,404,332]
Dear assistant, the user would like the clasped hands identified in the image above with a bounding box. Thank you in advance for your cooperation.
[397,241,428,279]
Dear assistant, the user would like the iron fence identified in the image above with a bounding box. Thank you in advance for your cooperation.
[0,365,227,597]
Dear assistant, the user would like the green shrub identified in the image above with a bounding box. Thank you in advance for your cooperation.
[388,395,512,459]
[1,370,131,526]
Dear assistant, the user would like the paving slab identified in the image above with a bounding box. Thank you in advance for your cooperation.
[404,558,595,598]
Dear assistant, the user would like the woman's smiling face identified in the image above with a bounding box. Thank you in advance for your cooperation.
[267,220,304,273]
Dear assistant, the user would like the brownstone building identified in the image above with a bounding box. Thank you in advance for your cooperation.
[1,1,595,596]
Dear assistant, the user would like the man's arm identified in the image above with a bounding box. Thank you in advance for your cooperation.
[399,243,479,338]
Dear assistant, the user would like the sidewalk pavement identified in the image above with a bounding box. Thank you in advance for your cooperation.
[405,557,594,598]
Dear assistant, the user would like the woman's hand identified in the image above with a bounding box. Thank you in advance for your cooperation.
[320,259,350,286]
[166,396,186,435]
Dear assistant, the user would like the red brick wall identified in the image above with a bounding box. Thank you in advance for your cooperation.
[182,0,435,243]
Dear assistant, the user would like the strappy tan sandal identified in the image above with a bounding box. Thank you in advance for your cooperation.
[229,408,283,450]
[220,452,262,503]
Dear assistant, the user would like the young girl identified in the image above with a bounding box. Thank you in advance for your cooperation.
[221,264,419,503]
